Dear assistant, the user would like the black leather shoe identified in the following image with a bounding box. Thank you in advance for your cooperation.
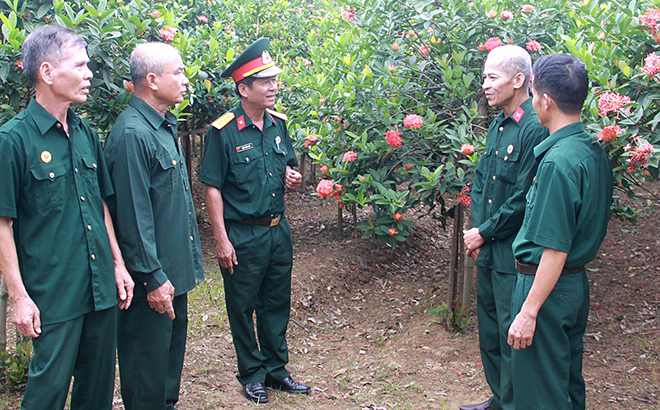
[243,382,269,403]
[265,376,311,394]
[458,400,493,410]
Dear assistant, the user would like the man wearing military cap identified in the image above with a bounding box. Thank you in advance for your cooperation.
[462,45,548,410]
[200,38,307,404]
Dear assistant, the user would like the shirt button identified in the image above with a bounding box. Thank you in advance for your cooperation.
[87,225,92,231]
[49,172,55,179]
[172,160,177,166]
[265,152,269,156]
[499,126,504,131]
[92,163,97,169]
[74,168,78,173]
[185,186,189,191]
[80,196,85,202]
[488,199,493,204]
[90,254,96,260]
[143,282,147,287]
[246,157,250,162]
[272,193,276,197]
[495,150,499,155]
[492,175,496,180]
[504,156,509,161]
[189,212,192,216]
[189,236,194,241]
[56,123,62,128]
[269,172,273,177]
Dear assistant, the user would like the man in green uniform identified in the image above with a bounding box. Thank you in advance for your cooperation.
[0,25,134,409]
[508,54,613,410]
[200,38,308,404]
[104,42,204,410]
[462,45,547,410]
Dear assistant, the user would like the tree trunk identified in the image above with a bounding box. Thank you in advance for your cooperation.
[299,153,307,187]
[447,203,465,321]
[461,211,475,309]
[337,202,344,238]
[0,275,7,352]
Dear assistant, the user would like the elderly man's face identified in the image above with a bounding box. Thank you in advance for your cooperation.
[155,53,189,106]
[240,76,278,110]
[49,43,93,104]
[482,55,517,109]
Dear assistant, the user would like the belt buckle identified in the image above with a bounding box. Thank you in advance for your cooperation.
[270,215,281,227]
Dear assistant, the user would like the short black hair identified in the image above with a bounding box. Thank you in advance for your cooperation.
[532,54,588,115]
[235,76,256,96]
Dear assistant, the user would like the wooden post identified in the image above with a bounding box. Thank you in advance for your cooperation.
[1,275,7,352]
[337,202,344,238]
[299,153,307,187]
[447,203,465,321]
[461,211,475,308]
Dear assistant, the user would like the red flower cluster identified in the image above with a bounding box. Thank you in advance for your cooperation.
[457,185,472,205]
[197,15,208,22]
[484,37,503,52]
[385,129,403,147]
[625,141,655,172]
[317,180,343,200]
[159,26,177,42]
[526,40,542,52]
[341,6,357,22]
[460,143,475,155]
[320,165,329,174]
[642,52,660,77]
[403,163,414,170]
[14,60,22,69]
[333,183,344,200]
[641,8,660,33]
[598,125,621,143]
[304,134,319,149]
[403,114,424,129]
[150,11,162,18]
[419,45,429,55]
[501,10,513,20]
[393,212,403,222]
[598,92,632,117]
[342,151,357,162]
[521,4,535,12]
[388,227,398,236]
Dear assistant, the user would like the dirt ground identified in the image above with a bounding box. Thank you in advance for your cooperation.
[1,176,658,409]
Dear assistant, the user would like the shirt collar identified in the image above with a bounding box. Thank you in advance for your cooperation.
[27,97,81,135]
[533,121,585,159]
[129,95,177,130]
[235,102,274,131]
[496,98,534,127]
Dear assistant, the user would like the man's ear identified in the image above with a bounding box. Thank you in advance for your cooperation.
[39,61,54,85]
[513,72,526,90]
[542,93,554,111]
[237,83,248,99]
[145,72,158,91]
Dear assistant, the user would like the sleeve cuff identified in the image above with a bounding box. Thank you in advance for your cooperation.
[478,222,496,243]
[132,269,168,293]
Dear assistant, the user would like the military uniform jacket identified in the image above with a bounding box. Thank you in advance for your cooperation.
[199,102,298,221]
[104,95,204,296]
[513,122,613,267]
[472,98,548,273]
[0,98,117,325]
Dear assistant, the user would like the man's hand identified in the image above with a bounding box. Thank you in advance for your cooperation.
[147,280,175,319]
[463,227,485,260]
[115,263,134,310]
[508,309,537,350]
[216,238,238,274]
[285,166,302,190]
[12,296,41,338]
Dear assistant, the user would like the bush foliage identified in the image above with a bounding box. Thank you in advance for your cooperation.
[1,0,658,247]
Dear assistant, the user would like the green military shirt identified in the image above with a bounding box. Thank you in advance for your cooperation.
[199,102,298,220]
[0,98,116,325]
[472,98,548,273]
[513,122,613,267]
[104,95,204,295]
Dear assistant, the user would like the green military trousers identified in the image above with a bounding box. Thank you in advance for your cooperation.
[117,292,188,410]
[222,218,293,385]
[21,307,116,410]
[477,267,515,410]
[510,271,590,410]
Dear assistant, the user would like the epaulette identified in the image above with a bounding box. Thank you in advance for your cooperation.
[211,112,235,130]
[266,108,288,121]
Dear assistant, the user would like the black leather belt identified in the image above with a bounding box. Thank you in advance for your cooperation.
[230,214,282,227]
[516,260,585,275]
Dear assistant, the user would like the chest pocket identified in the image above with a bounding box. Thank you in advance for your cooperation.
[231,149,262,185]
[523,178,538,224]
[29,161,67,209]
[496,145,521,184]
[272,143,287,177]
[81,155,101,198]
[156,152,178,190]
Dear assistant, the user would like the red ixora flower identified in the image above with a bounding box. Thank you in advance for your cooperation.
[341,6,357,22]
[403,163,414,170]
[403,114,424,129]
[14,60,23,69]
[625,140,655,172]
[388,227,398,236]
[304,134,319,149]
[642,52,660,77]
[501,10,513,20]
[149,11,162,18]
[526,40,542,52]
[320,165,329,174]
[641,8,660,33]
[159,26,177,42]
[333,183,343,201]
[316,179,335,198]
[197,15,208,22]
[393,212,403,222]
[521,4,535,12]
[419,45,429,55]
[598,92,632,117]
[457,185,472,205]
[598,125,621,143]
[385,129,403,147]
[484,37,503,52]
[342,151,357,162]
[461,143,475,155]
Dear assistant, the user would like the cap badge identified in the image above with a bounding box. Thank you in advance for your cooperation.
[262,50,273,65]
[41,151,52,163]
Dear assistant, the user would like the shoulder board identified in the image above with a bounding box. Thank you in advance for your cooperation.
[211,112,235,130]
[266,108,288,121]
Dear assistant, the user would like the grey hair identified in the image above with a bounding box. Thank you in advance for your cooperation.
[488,45,532,90]
[21,25,87,85]
[130,42,180,88]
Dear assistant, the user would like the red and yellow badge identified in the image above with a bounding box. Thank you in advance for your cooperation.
[40,151,52,163]
[237,115,246,131]
[512,106,525,123]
